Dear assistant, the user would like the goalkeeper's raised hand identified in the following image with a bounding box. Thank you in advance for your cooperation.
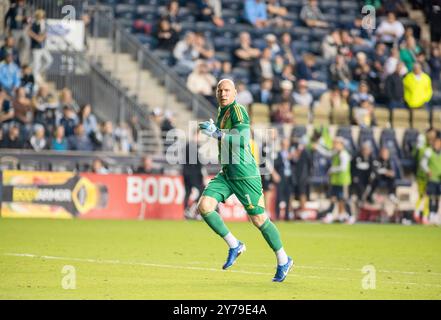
[198,119,223,139]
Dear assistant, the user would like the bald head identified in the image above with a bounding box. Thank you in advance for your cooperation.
[216,79,237,107]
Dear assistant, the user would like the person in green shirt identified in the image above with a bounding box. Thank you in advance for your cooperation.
[197,79,293,282]
[314,136,354,224]
[421,132,441,223]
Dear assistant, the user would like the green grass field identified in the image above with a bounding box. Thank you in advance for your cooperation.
[0,218,440,300]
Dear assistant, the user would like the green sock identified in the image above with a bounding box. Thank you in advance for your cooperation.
[259,219,283,252]
[202,211,230,238]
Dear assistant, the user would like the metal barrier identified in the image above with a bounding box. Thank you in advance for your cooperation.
[91,7,217,120]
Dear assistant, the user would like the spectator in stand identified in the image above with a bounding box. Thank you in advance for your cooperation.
[279,32,296,65]
[194,32,215,62]
[366,147,398,203]
[322,30,342,61]
[291,136,311,216]
[12,86,33,130]
[173,32,199,73]
[236,81,254,108]
[29,124,47,151]
[68,124,94,151]
[0,36,20,66]
[0,52,21,96]
[346,17,373,47]
[163,0,182,33]
[115,122,134,154]
[217,61,234,80]
[318,86,350,123]
[98,121,117,152]
[0,88,14,125]
[265,34,281,58]
[28,9,53,83]
[21,64,35,97]
[0,125,24,149]
[234,32,261,69]
[78,104,98,138]
[243,0,269,29]
[351,142,374,202]
[272,100,293,124]
[400,35,422,71]
[339,30,355,60]
[155,18,179,51]
[381,0,408,17]
[58,88,79,112]
[254,78,274,105]
[385,62,406,110]
[416,51,431,75]
[330,54,356,91]
[293,79,313,108]
[32,83,58,133]
[427,0,441,44]
[372,42,388,78]
[161,110,176,152]
[300,0,329,28]
[376,11,405,47]
[384,47,408,76]
[51,125,68,151]
[196,0,224,27]
[59,106,78,138]
[273,80,295,106]
[277,63,296,86]
[91,158,109,174]
[404,63,433,126]
[296,53,326,90]
[4,0,31,65]
[186,61,217,101]
[429,45,441,90]
[253,47,274,81]
[266,0,292,28]
[352,52,380,95]
[136,155,163,174]
[353,99,376,128]
[272,55,285,79]
[350,81,375,108]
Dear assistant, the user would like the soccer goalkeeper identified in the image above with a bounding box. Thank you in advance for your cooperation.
[197,79,293,282]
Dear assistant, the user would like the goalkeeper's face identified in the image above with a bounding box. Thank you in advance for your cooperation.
[216,80,237,107]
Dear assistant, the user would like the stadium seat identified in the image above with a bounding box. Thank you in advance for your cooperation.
[433,109,441,130]
[312,105,330,126]
[401,128,419,170]
[374,108,391,128]
[392,109,410,128]
[380,129,402,159]
[336,126,356,156]
[358,127,379,157]
[411,108,430,130]
[251,103,270,124]
[332,106,350,126]
[293,105,310,125]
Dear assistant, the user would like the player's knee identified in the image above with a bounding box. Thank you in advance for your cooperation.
[249,213,268,228]
[197,196,217,216]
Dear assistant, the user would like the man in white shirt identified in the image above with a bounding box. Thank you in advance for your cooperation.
[376,12,405,47]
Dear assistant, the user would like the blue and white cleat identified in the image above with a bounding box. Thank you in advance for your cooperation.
[222,242,246,270]
[272,257,294,282]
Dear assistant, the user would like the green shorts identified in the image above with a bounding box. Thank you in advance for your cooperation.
[202,173,265,215]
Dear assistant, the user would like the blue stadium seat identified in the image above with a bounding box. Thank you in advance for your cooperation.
[358,127,379,157]
[336,126,357,156]
[380,129,402,159]
[310,151,331,187]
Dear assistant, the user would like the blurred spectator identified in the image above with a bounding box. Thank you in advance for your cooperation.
[28,9,53,83]
[278,63,296,85]
[322,30,342,61]
[51,125,68,151]
[0,36,20,65]
[372,42,388,76]
[163,0,182,33]
[21,64,35,97]
[218,61,233,80]
[291,137,312,215]
[78,104,98,138]
[403,63,433,110]
[296,53,326,89]
[376,12,405,47]
[253,47,274,81]
[186,61,217,99]
[254,79,274,105]
[173,32,199,72]
[161,110,176,152]
[339,30,355,60]
[353,100,376,128]
[272,100,293,124]
[115,122,134,154]
[279,32,296,65]
[330,54,355,91]
[300,0,329,28]
[273,80,294,106]
[194,32,215,61]
[266,0,292,28]
[149,108,164,155]
[99,121,117,152]
[381,0,408,17]
[350,81,375,108]
[4,0,31,65]
[0,125,24,149]
[29,124,47,151]
[265,34,281,58]
[427,0,441,43]
[385,62,406,109]
[136,155,163,174]
[293,80,313,108]
[68,124,94,151]
[243,0,268,29]
[58,88,79,112]
[91,158,109,174]
[236,82,254,108]
[346,17,373,47]
[352,52,380,95]
[32,83,58,132]
[156,18,179,51]
[429,45,441,90]
[273,138,295,220]
[400,36,422,71]
[12,86,32,126]
[0,88,13,124]
[351,142,374,201]
[0,52,21,96]
[416,51,431,75]
[384,47,408,76]
[196,0,224,27]
[59,106,78,138]
[366,147,398,203]
[272,55,285,78]
[234,32,261,69]
[319,87,350,118]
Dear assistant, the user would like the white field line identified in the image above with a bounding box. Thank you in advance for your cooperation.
[4,253,441,289]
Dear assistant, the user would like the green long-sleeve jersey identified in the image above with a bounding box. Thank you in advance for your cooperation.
[216,101,260,180]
